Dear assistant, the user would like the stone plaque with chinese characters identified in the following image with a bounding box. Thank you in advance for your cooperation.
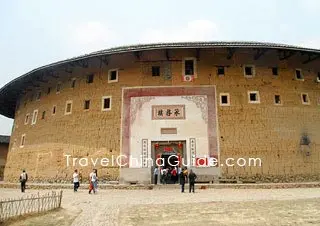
[152,105,185,120]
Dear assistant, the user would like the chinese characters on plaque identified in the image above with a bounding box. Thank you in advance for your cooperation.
[152,105,185,120]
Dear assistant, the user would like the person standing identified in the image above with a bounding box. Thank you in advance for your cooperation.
[179,167,187,193]
[89,169,97,194]
[188,169,197,193]
[19,170,28,193]
[153,167,159,185]
[73,169,80,192]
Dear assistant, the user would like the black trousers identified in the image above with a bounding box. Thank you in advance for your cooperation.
[154,175,158,185]
[181,183,185,192]
[189,182,195,193]
[74,182,80,191]
[21,181,26,192]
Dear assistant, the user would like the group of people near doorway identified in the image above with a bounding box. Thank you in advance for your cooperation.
[154,166,197,193]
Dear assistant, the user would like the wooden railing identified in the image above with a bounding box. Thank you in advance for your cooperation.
[0,190,63,222]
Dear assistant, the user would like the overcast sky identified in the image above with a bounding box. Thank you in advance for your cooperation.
[1,0,320,135]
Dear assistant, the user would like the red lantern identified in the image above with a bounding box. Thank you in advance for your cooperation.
[178,142,183,149]
[154,143,159,149]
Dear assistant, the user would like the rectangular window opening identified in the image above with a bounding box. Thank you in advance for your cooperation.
[20,134,25,147]
[52,106,56,115]
[31,110,38,125]
[185,59,194,75]
[56,83,61,93]
[272,67,278,76]
[24,114,29,125]
[274,95,281,105]
[102,97,111,111]
[47,87,51,95]
[87,74,94,83]
[220,93,230,106]
[71,78,76,88]
[41,111,46,119]
[152,66,160,76]
[245,66,253,76]
[317,72,320,82]
[302,93,310,104]
[217,66,225,76]
[248,91,260,103]
[295,69,303,80]
[84,100,90,110]
[65,101,72,114]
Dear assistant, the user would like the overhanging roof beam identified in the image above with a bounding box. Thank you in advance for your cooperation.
[254,48,268,60]
[227,48,236,60]
[303,54,320,64]
[279,50,296,60]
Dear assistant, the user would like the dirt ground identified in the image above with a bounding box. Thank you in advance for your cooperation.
[1,188,320,225]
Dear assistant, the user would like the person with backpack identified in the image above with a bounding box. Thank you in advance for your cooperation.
[19,170,28,193]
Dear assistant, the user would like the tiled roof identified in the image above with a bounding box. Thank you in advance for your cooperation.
[0,135,10,144]
[0,41,320,119]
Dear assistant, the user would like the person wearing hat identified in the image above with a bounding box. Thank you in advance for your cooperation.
[19,169,28,193]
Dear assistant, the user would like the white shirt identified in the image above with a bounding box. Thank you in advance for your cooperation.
[90,172,97,182]
[73,172,79,183]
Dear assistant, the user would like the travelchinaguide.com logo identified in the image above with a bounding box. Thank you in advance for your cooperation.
[64,154,262,167]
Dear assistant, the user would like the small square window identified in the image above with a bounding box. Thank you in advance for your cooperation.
[217,66,225,76]
[295,69,304,80]
[84,100,90,110]
[102,96,111,111]
[52,106,56,115]
[272,67,278,76]
[185,59,194,75]
[31,109,38,125]
[47,87,51,95]
[274,95,281,105]
[65,101,72,115]
[108,70,118,83]
[152,66,160,76]
[87,74,94,83]
[301,93,310,105]
[20,134,26,148]
[220,93,230,106]
[41,111,46,119]
[56,83,61,93]
[248,91,260,103]
[244,65,255,77]
[24,114,30,125]
[71,78,76,88]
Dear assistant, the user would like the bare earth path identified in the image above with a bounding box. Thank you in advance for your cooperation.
[1,188,320,225]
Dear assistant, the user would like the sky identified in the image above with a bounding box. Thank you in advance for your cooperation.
[1,0,320,135]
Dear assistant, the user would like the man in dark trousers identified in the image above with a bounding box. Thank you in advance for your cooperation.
[19,170,28,193]
[180,167,187,193]
[188,169,197,193]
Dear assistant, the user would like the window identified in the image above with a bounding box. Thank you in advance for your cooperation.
[274,95,281,105]
[47,87,51,95]
[24,114,30,125]
[52,106,56,115]
[152,66,160,76]
[248,91,260,103]
[31,109,38,125]
[219,93,230,106]
[65,101,73,115]
[84,100,90,110]
[71,78,76,88]
[20,134,26,148]
[244,65,255,77]
[295,69,304,80]
[36,91,41,101]
[108,70,118,83]
[102,96,112,111]
[56,83,61,93]
[87,74,94,83]
[272,67,278,76]
[301,93,310,105]
[317,72,320,82]
[184,59,195,75]
[41,111,46,119]
[217,66,225,76]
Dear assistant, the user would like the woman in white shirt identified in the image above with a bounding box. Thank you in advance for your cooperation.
[73,169,80,192]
